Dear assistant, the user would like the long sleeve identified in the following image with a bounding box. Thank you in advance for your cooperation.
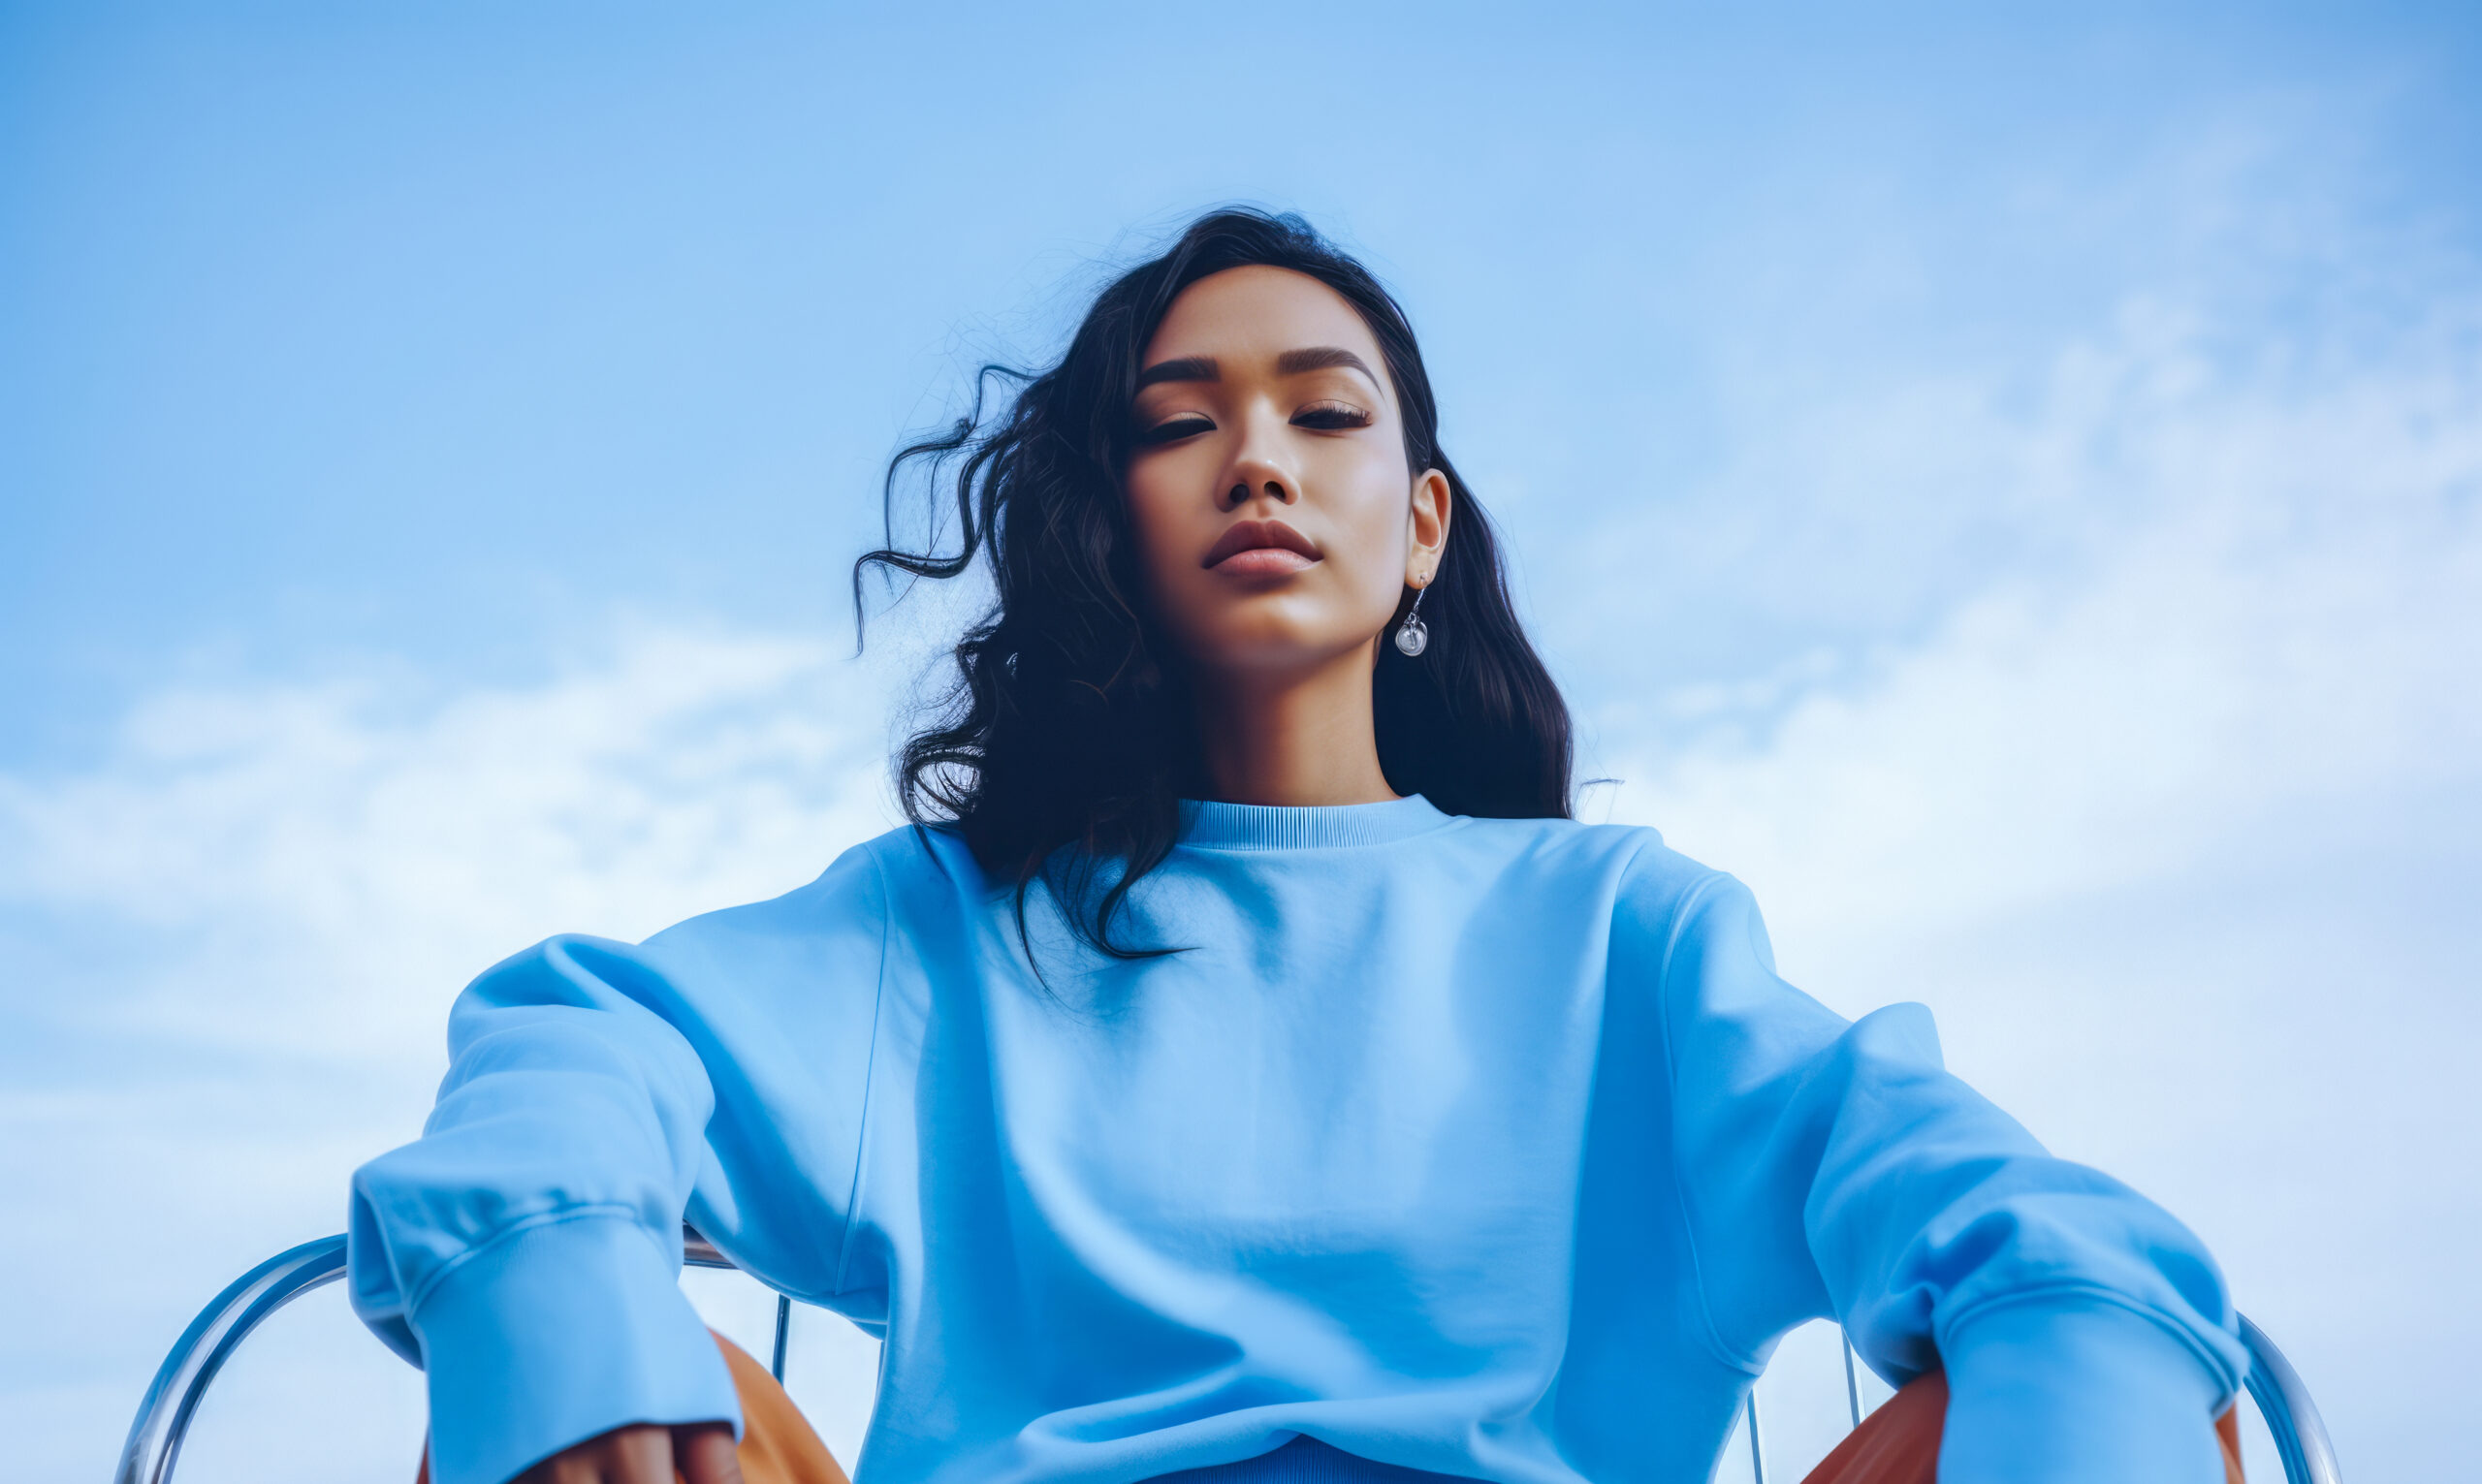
[1630,867,2249,1483]
[346,843,891,1484]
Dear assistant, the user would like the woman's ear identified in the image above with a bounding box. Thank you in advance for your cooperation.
[1408,469,1452,582]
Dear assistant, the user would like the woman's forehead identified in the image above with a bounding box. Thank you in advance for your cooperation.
[1142,266,1384,369]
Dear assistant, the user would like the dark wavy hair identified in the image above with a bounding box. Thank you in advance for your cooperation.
[855,208,1572,958]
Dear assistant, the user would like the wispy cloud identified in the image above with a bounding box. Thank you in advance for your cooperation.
[3,625,901,1059]
[1601,292,2482,936]
[1,624,907,1481]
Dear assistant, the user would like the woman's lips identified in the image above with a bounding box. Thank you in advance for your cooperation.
[1212,547,1317,576]
[1202,519,1321,572]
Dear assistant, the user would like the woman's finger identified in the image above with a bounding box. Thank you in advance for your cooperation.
[675,1422,745,1484]
[604,1423,677,1484]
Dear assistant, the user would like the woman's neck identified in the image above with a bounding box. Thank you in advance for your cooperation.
[1189,647,1399,806]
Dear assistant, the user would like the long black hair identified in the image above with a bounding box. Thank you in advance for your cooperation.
[856,208,1572,958]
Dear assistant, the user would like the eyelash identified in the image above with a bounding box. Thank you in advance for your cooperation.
[1132,403,1373,446]
[1133,415,1213,447]
[1293,401,1373,430]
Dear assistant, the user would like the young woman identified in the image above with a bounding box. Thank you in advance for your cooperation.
[350,210,2249,1484]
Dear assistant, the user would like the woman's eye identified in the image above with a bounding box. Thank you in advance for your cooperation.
[1134,415,1214,446]
[1292,402,1373,431]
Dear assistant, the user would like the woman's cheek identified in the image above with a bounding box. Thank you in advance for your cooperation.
[1123,470,1190,568]
[1333,458,1410,558]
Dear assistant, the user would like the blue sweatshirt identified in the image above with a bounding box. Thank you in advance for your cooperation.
[347,795,2247,1484]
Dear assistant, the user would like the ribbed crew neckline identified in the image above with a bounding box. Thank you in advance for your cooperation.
[1176,793,1454,851]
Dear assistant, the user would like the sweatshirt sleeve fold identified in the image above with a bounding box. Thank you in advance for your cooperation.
[1630,866,2249,1484]
[346,842,891,1484]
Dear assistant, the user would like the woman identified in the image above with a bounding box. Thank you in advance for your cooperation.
[350,210,2249,1484]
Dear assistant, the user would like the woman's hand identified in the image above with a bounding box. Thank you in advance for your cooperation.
[514,1421,743,1484]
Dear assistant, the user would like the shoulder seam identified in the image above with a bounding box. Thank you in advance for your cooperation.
[831,837,897,1297]
[1644,864,1765,1375]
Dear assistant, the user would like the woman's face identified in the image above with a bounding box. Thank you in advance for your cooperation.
[1123,265,1449,679]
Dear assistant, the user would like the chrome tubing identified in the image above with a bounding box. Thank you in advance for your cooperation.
[683,1227,735,1270]
[2240,1313,2342,1484]
[116,1227,779,1484]
[683,1228,791,1381]
[113,1235,349,1484]
[1840,1333,1863,1429]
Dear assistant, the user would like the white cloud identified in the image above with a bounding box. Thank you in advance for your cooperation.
[1587,268,2482,960]
[1,624,906,1062]
[1609,425,2482,940]
[0,622,914,1482]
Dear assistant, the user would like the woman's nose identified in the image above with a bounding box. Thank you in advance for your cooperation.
[1223,414,1301,509]
[1223,473,1296,509]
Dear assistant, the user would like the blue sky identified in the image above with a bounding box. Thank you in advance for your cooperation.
[4,4,2478,1482]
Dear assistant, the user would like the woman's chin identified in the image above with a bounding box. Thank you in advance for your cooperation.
[1181,622,1386,679]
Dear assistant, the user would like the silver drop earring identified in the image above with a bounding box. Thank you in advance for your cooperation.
[1394,576,1431,657]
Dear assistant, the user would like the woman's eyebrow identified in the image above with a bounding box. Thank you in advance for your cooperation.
[1274,346,1380,385]
[1135,347,1381,392]
[1135,356,1219,390]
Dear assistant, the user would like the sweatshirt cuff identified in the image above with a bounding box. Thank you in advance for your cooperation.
[409,1213,743,1484]
[1937,1293,2230,1484]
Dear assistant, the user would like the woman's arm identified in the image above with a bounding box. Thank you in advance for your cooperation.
[1628,866,2249,1483]
[349,843,890,1484]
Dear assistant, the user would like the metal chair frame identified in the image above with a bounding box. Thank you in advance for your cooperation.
[116,1231,2343,1484]
[1739,1317,2339,1484]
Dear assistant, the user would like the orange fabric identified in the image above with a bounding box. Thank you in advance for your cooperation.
[711,1330,849,1484]
[412,1330,846,1484]
[1794,1369,2246,1484]
[1798,1369,1950,1484]
[2217,1404,2246,1484]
